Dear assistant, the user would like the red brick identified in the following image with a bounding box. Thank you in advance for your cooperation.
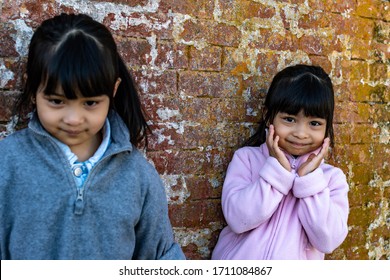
[190,46,222,71]
[179,71,241,98]
[103,11,173,40]
[299,35,327,56]
[351,37,371,60]
[179,20,241,47]
[298,11,331,29]
[0,24,18,57]
[132,69,178,96]
[355,0,382,19]
[185,175,223,200]
[334,101,373,124]
[155,42,189,69]
[324,0,357,13]
[307,0,327,11]
[350,124,381,144]
[348,205,380,228]
[309,56,333,74]
[0,91,18,121]
[219,0,275,22]
[210,23,241,47]
[118,38,151,67]
[251,29,298,52]
[108,0,149,6]
[341,60,369,82]
[159,0,215,19]
[348,183,383,207]
[169,202,203,228]
[347,81,389,103]
[345,16,375,41]
[371,144,390,180]
[0,59,24,91]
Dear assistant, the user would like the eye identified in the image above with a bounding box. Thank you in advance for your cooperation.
[84,100,98,107]
[283,117,295,123]
[48,99,64,105]
[310,121,321,126]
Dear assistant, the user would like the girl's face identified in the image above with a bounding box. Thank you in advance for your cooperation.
[272,110,327,156]
[35,85,111,162]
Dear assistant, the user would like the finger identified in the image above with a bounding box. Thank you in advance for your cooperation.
[323,137,330,148]
[273,135,280,151]
[307,153,316,162]
[266,125,275,147]
[319,138,330,157]
[268,124,274,139]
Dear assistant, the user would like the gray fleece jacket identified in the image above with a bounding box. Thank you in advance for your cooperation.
[0,111,185,260]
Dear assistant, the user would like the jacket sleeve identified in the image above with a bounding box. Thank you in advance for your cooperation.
[293,166,349,253]
[132,164,186,260]
[222,148,296,234]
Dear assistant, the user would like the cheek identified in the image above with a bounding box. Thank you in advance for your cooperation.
[273,125,286,137]
[90,109,109,129]
[36,105,53,123]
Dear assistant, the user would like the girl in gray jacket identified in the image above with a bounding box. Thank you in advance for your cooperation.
[0,13,185,260]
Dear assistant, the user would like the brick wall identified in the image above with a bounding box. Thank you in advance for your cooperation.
[0,0,389,260]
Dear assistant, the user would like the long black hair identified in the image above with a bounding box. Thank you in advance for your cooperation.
[243,64,335,147]
[15,13,149,147]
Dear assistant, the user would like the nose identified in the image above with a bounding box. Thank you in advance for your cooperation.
[63,107,84,126]
[292,123,308,139]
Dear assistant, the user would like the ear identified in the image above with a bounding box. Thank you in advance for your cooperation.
[113,78,121,98]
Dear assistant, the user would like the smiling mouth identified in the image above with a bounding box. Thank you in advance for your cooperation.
[288,141,310,148]
[62,129,83,136]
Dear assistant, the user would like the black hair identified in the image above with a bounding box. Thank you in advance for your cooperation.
[14,13,149,147]
[243,64,335,148]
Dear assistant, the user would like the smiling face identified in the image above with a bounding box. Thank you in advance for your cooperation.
[35,86,111,161]
[272,110,327,156]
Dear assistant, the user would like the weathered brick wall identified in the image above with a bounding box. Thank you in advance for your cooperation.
[0,0,389,259]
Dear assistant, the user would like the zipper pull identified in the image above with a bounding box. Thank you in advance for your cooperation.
[74,188,85,215]
[291,158,297,170]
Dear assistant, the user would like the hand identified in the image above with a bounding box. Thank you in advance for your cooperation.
[266,124,291,172]
[297,137,330,177]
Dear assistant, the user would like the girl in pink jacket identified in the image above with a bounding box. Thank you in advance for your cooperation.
[212,65,349,260]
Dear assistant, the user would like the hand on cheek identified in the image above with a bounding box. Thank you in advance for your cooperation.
[266,124,291,172]
[297,137,330,177]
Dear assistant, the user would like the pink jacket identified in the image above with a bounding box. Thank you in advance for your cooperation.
[212,144,349,260]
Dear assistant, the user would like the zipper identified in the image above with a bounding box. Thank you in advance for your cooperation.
[291,157,297,170]
[71,147,130,215]
[74,187,84,215]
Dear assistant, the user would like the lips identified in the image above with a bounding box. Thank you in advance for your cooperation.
[62,128,83,136]
[287,140,310,148]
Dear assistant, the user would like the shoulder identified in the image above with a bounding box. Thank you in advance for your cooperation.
[0,129,34,179]
[0,128,31,153]
[232,144,268,163]
[129,148,158,171]
[119,147,163,185]
[227,144,268,172]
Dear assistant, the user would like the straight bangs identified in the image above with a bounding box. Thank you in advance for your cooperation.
[272,73,333,120]
[43,31,117,99]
